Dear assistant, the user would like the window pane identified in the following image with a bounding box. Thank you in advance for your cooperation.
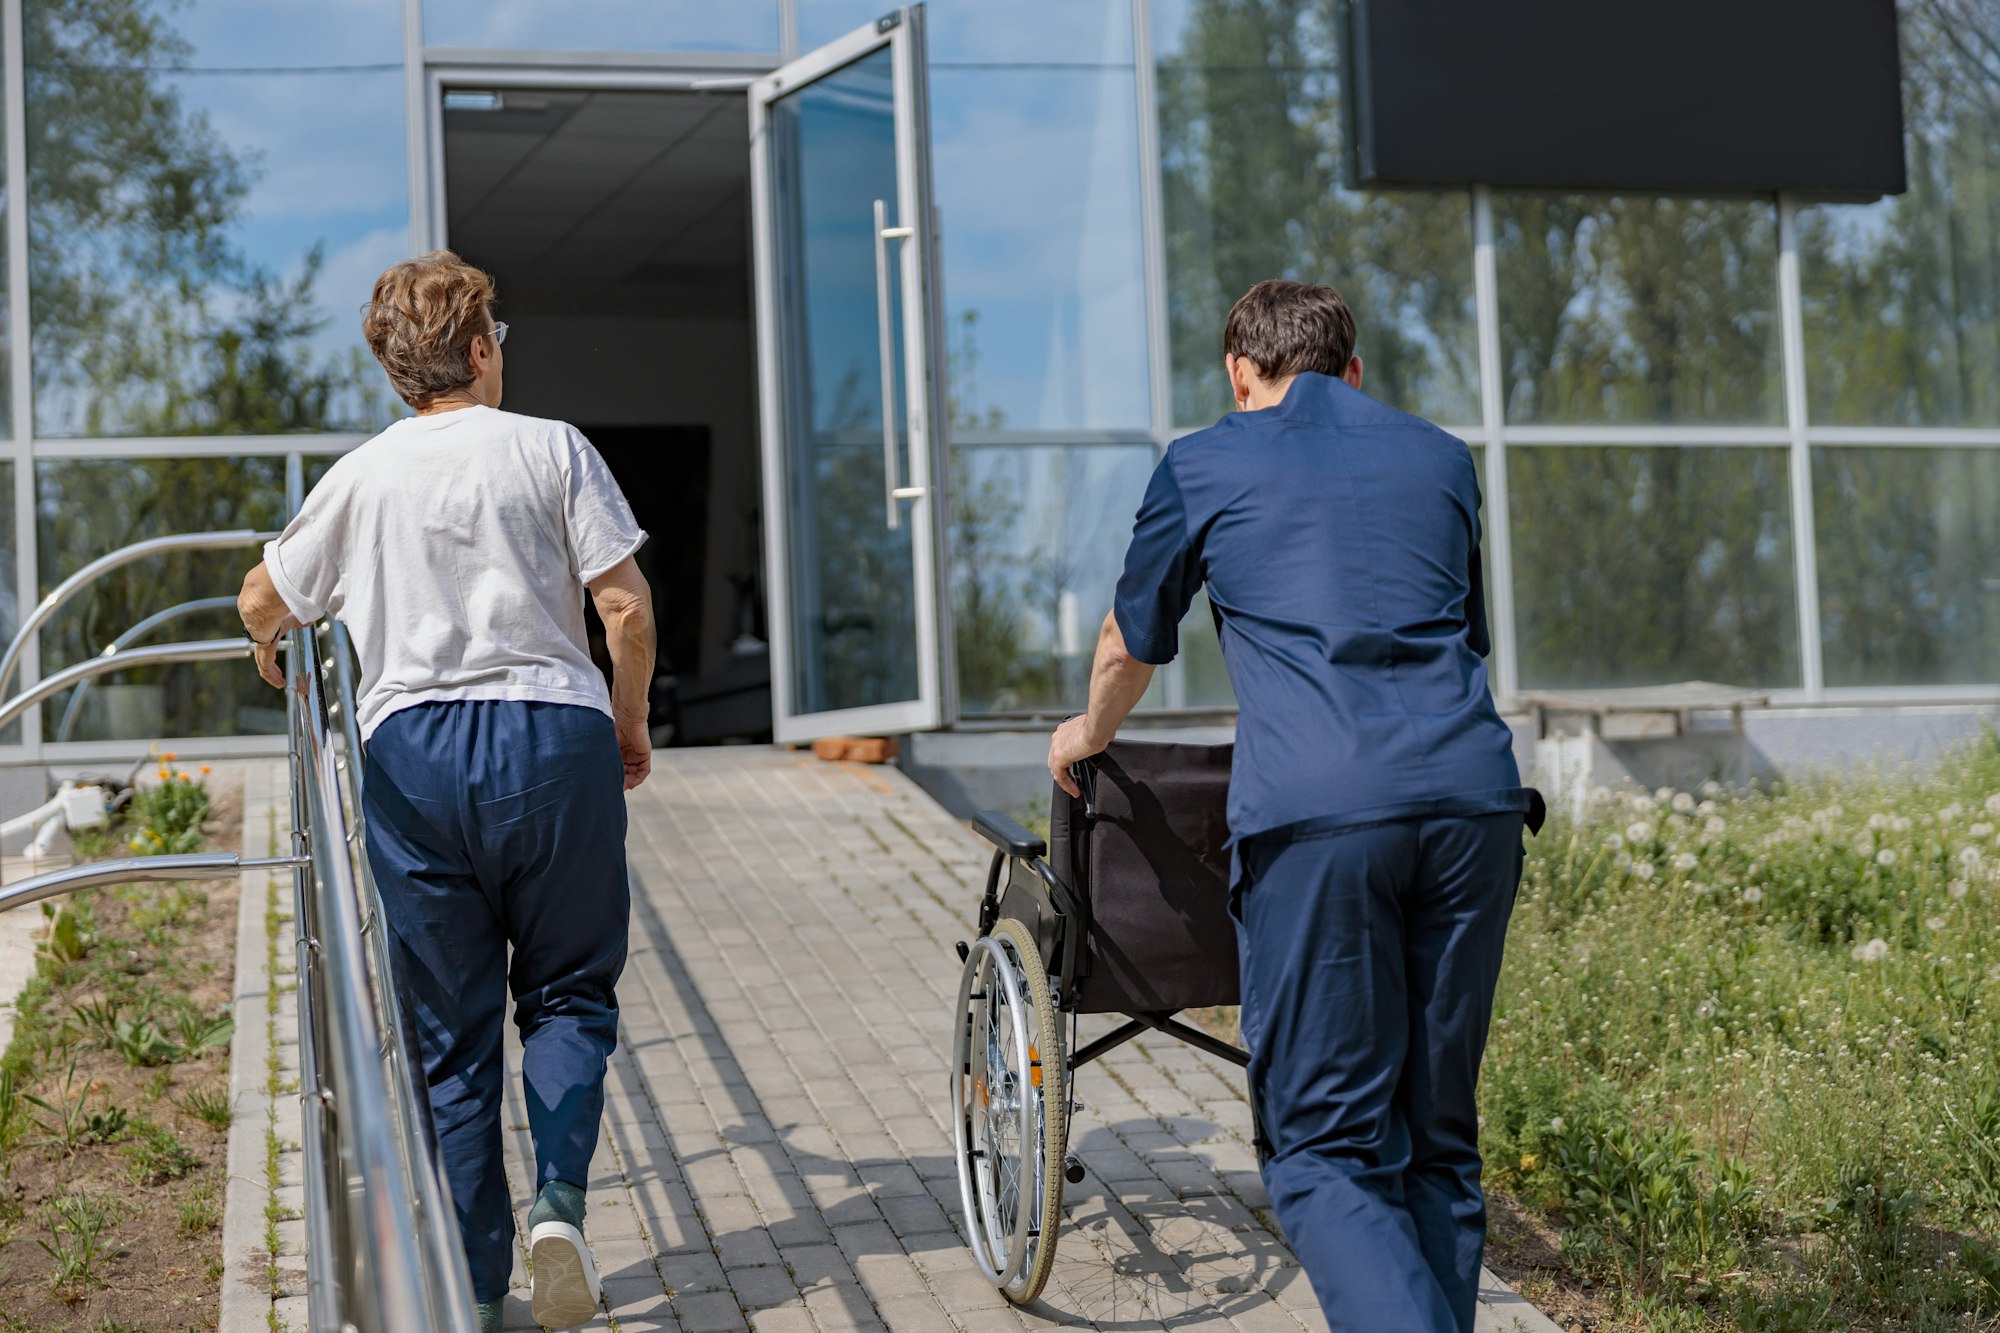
[805,3,1152,431]
[1797,8,2000,425]
[951,443,1155,713]
[38,458,288,740]
[1156,0,1478,428]
[425,0,777,52]
[802,2,1130,64]
[1814,448,2000,687]
[1494,196,1782,425]
[1511,447,1799,689]
[27,0,408,437]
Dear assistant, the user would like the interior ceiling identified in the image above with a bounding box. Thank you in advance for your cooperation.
[443,88,750,319]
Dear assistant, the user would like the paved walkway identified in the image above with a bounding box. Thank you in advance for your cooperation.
[476,749,1554,1333]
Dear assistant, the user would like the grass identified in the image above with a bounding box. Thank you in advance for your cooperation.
[1479,731,2000,1329]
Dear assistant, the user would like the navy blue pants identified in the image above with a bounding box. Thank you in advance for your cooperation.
[363,701,630,1301]
[1235,813,1525,1333]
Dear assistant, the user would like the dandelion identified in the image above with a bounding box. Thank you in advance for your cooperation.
[1700,780,1723,798]
[1869,813,1892,830]
[1942,803,1966,822]
[1614,851,1633,870]
[1959,847,1984,869]
[1672,852,1698,872]
[1549,1116,1565,1133]
[1950,879,1971,900]
[1973,822,1995,840]
[1741,885,1764,904]
[1877,848,1898,867]
[1927,916,1949,932]
[1654,787,1674,804]
[1631,794,1656,814]
[1604,832,1625,852]
[1626,820,1655,844]
[1691,881,1714,895]
[1705,816,1727,836]
[1986,794,2000,816]
[1893,815,1913,833]
[1672,792,1696,815]
[1696,998,1718,1020]
[1852,938,1890,963]
[1632,861,1656,881]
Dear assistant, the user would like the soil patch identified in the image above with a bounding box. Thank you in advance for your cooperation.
[0,770,245,1333]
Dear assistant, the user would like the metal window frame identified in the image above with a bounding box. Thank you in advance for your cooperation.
[4,2,2000,766]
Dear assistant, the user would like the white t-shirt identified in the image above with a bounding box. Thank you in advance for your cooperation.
[264,406,647,739]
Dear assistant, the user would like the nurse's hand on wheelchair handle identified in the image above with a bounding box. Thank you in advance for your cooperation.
[1048,714,1106,798]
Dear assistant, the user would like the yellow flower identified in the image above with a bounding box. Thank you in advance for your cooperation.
[199,765,212,776]
[178,773,191,783]
[157,768,170,780]
[1520,1153,1539,1172]
[161,752,176,762]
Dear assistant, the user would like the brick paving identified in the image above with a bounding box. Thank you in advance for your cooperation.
[470,749,1558,1333]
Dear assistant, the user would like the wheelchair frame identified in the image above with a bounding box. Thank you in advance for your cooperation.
[950,806,1254,1306]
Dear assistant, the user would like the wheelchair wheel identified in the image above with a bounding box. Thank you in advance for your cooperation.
[950,916,1066,1305]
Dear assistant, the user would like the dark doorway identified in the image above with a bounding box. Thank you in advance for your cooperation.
[441,85,771,744]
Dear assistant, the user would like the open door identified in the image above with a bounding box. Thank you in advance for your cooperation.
[751,8,947,744]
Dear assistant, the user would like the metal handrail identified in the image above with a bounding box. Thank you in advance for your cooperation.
[0,639,261,733]
[56,596,243,742]
[0,529,278,701]
[286,619,477,1331]
[0,619,478,1330]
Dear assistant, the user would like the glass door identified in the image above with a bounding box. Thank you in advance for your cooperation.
[751,9,947,743]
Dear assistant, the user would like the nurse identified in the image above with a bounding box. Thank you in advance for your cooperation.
[1047,279,1538,1333]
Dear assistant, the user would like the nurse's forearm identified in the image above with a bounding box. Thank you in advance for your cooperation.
[1083,613,1154,746]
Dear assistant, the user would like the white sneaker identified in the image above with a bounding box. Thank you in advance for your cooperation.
[529,1219,602,1328]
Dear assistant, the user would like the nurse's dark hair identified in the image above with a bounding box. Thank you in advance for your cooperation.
[1223,279,1357,382]
[362,250,498,409]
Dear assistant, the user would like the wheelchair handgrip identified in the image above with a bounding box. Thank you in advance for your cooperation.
[972,810,1047,860]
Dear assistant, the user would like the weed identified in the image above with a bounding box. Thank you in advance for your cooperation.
[71,996,123,1049]
[122,1117,199,1185]
[37,901,95,971]
[0,1068,28,1158]
[108,1010,180,1068]
[178,1085,233,1132]
[177,1180,222,1235]
[170,1005,234,1058]
[25,1057,114,1155]
[36,1192,110,1293]
[143,1067,174,1102]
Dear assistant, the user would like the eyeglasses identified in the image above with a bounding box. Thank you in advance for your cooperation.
[488,321,509,347]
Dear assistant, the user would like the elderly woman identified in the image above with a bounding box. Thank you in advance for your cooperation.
[237,251,654,1332]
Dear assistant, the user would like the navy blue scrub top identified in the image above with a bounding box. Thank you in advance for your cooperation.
[1112,372,1529,852]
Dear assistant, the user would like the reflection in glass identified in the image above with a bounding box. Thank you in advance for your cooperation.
[768,47,919,715]
[1494,196,1781,425]
[1815,449,2000,687]
[26,0,407,437]
[423,0,777,53]
[1156,0,1478,428]
[803,3,1150,431]
[802,1,1132,65]
[951,444,1155,713]
[38,458,289,739]
[933,64,1151,431]
[1510,447,1799,689]
[1798,7,2000,425]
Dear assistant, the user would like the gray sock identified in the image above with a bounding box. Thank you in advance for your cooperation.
[528,1178,587,1231]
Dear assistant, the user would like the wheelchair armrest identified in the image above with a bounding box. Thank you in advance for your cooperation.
[972,810,1047,860]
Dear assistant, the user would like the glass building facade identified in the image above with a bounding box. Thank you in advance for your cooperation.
[3,0,1995,753]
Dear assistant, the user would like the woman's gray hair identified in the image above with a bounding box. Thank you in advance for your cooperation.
[362,250,497,409]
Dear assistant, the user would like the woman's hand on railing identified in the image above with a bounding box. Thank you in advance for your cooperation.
[237,560,301,688]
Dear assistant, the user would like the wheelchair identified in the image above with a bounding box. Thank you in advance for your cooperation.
[949,738,1259,1305]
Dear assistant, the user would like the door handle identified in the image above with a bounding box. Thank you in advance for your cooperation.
[873,197,919,530]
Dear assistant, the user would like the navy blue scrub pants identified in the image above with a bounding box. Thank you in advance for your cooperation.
[1235,813,1525,1333]
[363,700,630,1302]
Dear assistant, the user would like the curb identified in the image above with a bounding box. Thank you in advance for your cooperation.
[219,764,279,1333]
